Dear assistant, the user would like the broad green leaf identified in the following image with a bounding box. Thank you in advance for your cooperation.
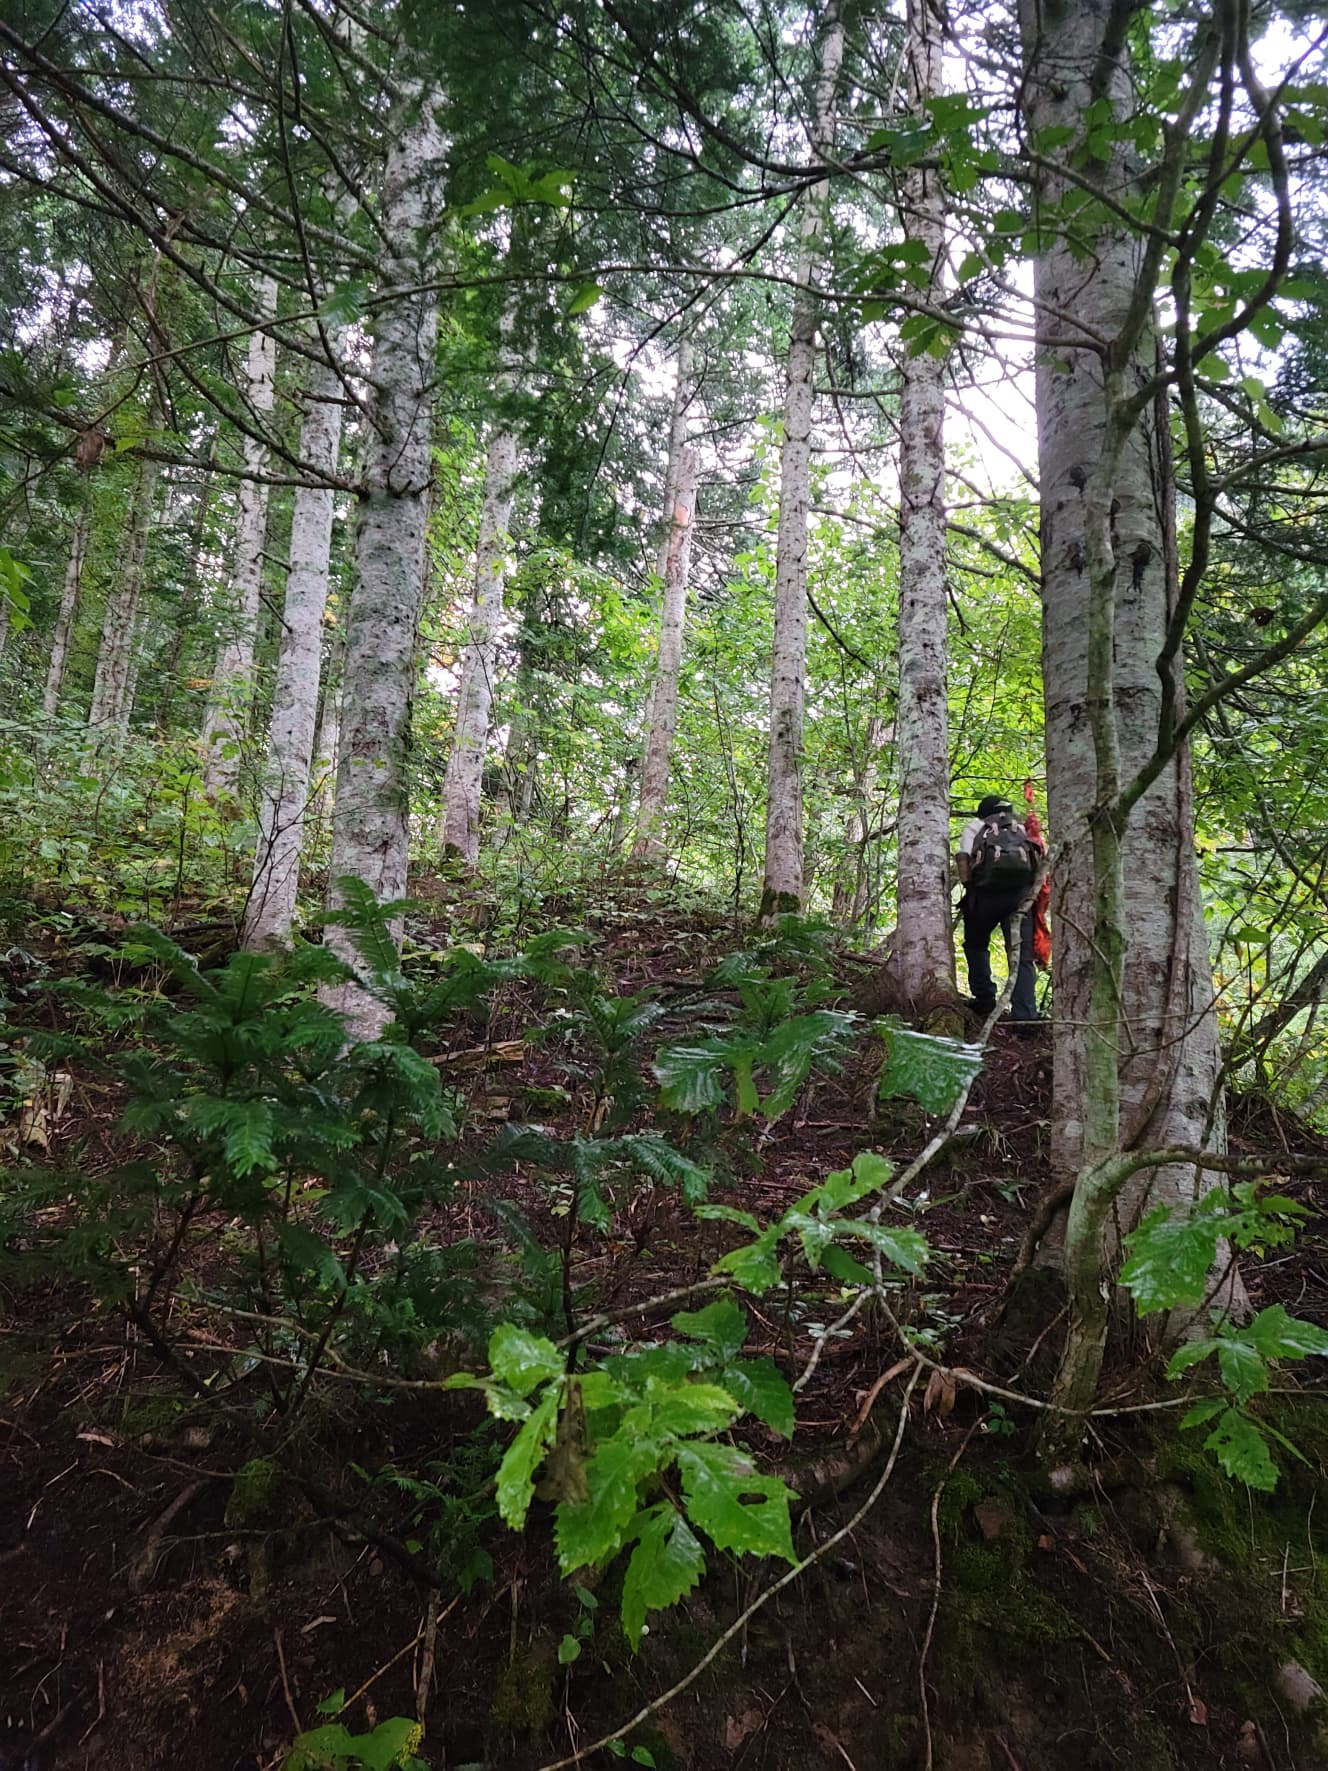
[1242,1304,1328,1362]
[672,1298,748,1362]
[820,1245,875,1286]
[818,1150,893,1211]
[488,1324,564,1396]
[676,1443,797,1563]
[1167,1334,1215,1373]
[1216,1337,1269,1404]
[876,1023,983,1115]
[653,1043,729,1111]
[713,1231,783,1294]
[721,1357,795,1439]
[566,282,603,316]
[621,1503,706,1646]
[496,1387,560,1527]
[644,1379,739,1438]
[694,1203,761,1233]
[1203,1407,1279,1491]
[556,1433,658,1570]
[846,1220,931,1277]
[1122,1203,1218,1313]
[356,1717,425,1771]
[558,1633,582,1664]
[1179,1398,1227,1429]
[285,1723,358,1768]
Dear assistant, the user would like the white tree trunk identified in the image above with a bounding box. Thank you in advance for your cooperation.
[1021,0,1222,1185]
[324,83,446,1040]
[88,452,158,731]
[440,300,520,864]
[311,673,341,831]
[893,0,955,1001]
[653,338,694,579]
[43,494,92,718]
[1019,0,1236,1437]
[203,277,278,796]
[243,331,348,949]
[633,443,699,860]
[761,0,845,920]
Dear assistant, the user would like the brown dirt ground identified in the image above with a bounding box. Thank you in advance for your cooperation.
[1,898,1325,1771]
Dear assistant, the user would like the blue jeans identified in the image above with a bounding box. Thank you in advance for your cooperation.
[962,888,1040,1021]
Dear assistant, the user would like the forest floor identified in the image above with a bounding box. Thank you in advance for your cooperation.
[1,886,1326,1771]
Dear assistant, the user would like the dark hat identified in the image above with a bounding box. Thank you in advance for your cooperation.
[977,794,1010,816]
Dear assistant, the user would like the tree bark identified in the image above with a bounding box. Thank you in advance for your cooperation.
[761,0,846,921]
[1018,0,1232,1441]
[156,447,218,737]
[244,328,348,949]
[324,82,446,1040]
[202,276,278,797]
[88,451,158,731]
[43,491,92,718]
[440,297,520,865]
[893,0,955,1000]
[633,441,700,860]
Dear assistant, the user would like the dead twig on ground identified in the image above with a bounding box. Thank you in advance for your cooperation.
[273,1627,302,1736]
[917,1424,981,1771]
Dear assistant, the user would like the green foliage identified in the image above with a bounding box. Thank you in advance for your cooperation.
[0,724,238,918]
[703,1150,929,1295]
[876,1021,984,1116]
[1123,1188,1328,1488]
[1122,1182,1309,1313]
[654,991,857,1119]
[284,1714,427,1771]
[450,1302,798,1647]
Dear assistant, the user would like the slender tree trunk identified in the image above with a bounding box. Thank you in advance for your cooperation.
[311,643,343,834]
[43,492,92,718]
[1018,0,1232,1442]
[324,83,446,1039]
[156,446,217,736]
[653,338,694,579]
[244,330,348,949]
[832,715,885,924]
[893,0,955,1001]
[633,442,699,860]
[88,452,158,731]
[440,299,520,865]
[761,0,846,921]
[203,277,278,796]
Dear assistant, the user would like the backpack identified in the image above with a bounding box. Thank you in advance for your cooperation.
[969,809,1040,891]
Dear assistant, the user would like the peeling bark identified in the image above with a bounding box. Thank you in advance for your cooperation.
[324,82,447,1040]
[244,328,349,949]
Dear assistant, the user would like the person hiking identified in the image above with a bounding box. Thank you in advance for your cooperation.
[955,792,1044,1023]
